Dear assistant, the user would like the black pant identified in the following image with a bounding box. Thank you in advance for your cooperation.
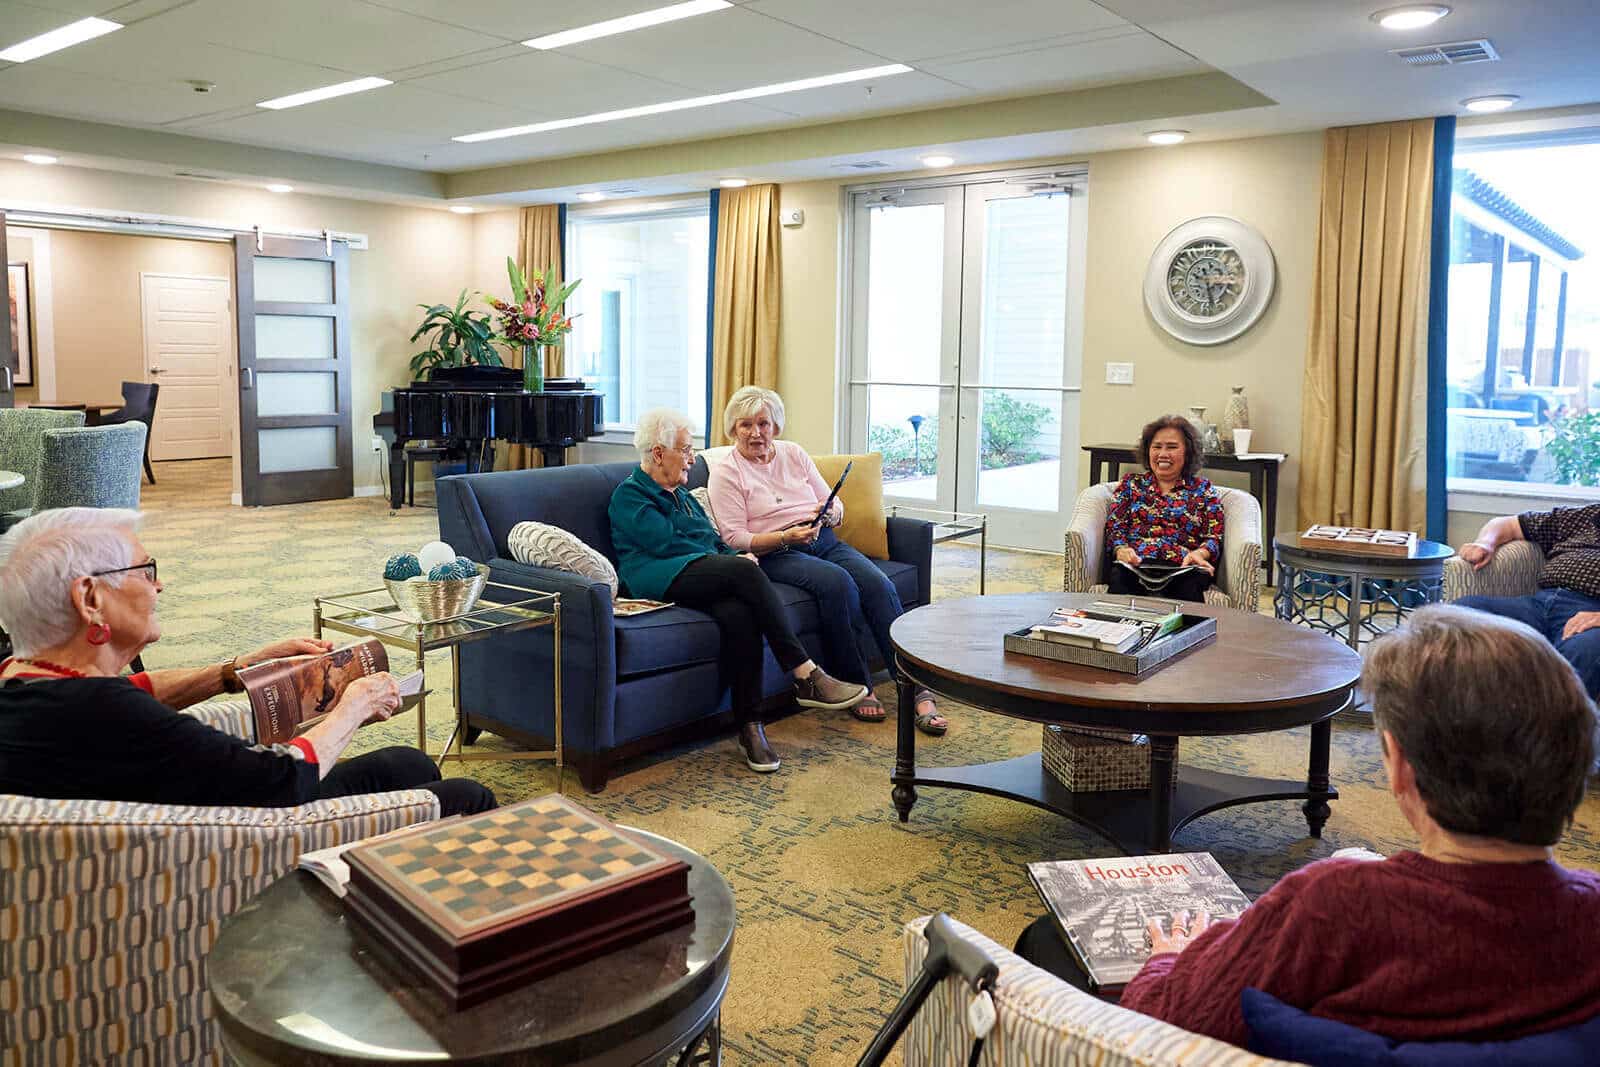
[1106,561,1215,604]
[666,553,810,722]
[1014,914,1097,994]
[317,746,497,817]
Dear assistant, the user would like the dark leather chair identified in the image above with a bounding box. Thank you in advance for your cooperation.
[101,381,160,484]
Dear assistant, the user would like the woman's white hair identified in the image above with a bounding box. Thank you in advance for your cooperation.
[0,507,142,656]
[723,386,785,439]
[633,408,697,464]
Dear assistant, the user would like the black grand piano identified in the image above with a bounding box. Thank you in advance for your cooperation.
[383,365,603,509]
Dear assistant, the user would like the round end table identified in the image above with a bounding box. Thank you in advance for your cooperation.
[1272,533,1455,650]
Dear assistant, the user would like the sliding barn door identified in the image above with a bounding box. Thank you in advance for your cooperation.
[234,234,353,505]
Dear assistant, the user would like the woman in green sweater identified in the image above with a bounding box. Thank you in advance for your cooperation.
[608,408,867,774]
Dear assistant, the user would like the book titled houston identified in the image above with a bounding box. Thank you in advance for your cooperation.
[1027,852,1249,992]
[236,638,421,746]
[342,794,694,1008]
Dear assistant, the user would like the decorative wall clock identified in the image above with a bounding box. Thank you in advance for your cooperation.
[1143,216,1275,346]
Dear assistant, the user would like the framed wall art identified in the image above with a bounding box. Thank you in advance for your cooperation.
[7,262,33,386]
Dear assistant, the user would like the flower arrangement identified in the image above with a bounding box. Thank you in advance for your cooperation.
[487,257,580,390]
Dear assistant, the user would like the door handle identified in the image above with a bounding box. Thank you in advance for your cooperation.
[149,367,163,375]
[0,366,11,392]
[241,368,255,390]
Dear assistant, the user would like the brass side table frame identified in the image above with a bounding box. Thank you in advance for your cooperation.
[312,581,562,778]
[885,506,989,594]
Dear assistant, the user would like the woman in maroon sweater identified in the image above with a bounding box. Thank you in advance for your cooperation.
[1018,604,1600,1046]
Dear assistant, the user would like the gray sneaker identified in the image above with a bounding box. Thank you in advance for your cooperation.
[792,667,869,711]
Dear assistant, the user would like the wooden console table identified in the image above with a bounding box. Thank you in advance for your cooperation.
[1082,443,1287,572]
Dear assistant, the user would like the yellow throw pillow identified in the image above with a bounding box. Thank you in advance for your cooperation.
[811,452,888,560]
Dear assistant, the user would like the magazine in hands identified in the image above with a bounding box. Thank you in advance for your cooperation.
[1027,852,1250,992]
[237,637,424,746]
[782,460,852,530]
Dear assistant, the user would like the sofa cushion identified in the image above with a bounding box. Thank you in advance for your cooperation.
[508,520,619,597]
[615,581,823,678]
[1242,988,1600,1066]
[813,453,889,560]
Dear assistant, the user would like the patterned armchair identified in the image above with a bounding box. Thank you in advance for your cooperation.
[0,701,440,1066]
[898,916,1302,1066]
[0,407,87,522]
[1063,484,1263,613]
[1442,539,1544,602]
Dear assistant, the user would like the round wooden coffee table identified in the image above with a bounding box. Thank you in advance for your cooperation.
[890,593,1361,854]
[208,829,734,1066]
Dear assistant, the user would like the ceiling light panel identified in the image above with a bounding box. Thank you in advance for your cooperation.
[0,17,122,63]
[1371,5,1451,31]
[258,77,393,110]
[456,64,912,142]
[526,0,732,50]
[22,154,58,165]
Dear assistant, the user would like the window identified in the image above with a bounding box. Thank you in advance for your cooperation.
[1445,130,1600,497]
[564,201,710,434]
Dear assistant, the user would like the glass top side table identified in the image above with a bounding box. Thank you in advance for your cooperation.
[312,580,562,776]
[885,506,989,594]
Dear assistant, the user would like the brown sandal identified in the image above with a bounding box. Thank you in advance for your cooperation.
[913,689,948,736]
[851,693,887,722]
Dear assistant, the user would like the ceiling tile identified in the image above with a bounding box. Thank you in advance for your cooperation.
[408,49,698,115]
[920,30,1205,95]
[559,6,887,94]
[360,0,672,42]
[756,70,973,119]
[2,0,119,16]
[0,61,223,124]
[745,0,1129,64]
[184,107,444,166]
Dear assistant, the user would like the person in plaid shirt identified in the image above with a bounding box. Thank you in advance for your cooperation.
[1457,502,1600,697]
[1105,415,1226,603]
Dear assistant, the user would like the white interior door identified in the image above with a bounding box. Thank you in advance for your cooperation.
[140,273,233,460]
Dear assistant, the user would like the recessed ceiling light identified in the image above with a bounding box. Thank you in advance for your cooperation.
[525,0,731,50]
[577,191,606,202]
[22,153,58,165]
[921,154,954,168]
[0,17,121,63]
[456,63,913,142]
[1146,130,1187,145]
[449,205,476,214]
[1370,5,1450,30]
[719,178,749,188]
[258,76,392,110]
[266,183,294,194]
[1462,94,1519,112]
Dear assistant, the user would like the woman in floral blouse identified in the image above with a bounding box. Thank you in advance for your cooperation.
[1105,415,1225,603]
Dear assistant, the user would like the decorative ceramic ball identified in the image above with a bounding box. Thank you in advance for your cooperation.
[383,553,423,581]
[427,563,462,581]
[451,556,478,579]
[418,540,456,573]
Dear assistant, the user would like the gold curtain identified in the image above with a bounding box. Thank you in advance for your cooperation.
[503,204,565,470]
[1298,119,1435,533]
[710,184,781,446]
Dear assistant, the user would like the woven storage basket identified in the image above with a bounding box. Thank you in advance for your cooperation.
[384,564,489,622]
[1041,724,1150,792]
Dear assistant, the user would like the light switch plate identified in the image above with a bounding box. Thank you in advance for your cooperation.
[1105,362,1135,385]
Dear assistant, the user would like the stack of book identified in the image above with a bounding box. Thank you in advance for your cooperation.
[1041,724,1151,792]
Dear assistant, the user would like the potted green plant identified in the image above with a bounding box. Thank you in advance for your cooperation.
[408,290,500,380]
[486,258,580,392]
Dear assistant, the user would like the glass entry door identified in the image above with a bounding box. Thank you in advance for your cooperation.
[847,176,1082,550]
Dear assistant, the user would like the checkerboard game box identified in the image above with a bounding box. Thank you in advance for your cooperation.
[344,793,692,1007]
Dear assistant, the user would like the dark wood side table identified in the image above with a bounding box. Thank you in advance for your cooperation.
[207,830,734,1066]
[1082,444,1286,572]
[890,593,1360,854]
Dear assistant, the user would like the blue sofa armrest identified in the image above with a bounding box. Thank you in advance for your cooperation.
[887,515,933,608]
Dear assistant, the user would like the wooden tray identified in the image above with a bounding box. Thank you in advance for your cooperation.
[1004,614,1217,675]
[1301,525,1417,558]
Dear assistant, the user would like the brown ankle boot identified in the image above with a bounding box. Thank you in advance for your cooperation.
[738,722,780,772]
[792,667,868,711]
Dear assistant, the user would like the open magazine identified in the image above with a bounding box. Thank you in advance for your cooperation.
[1028,852,1250,992]
[612,598,674,617]
[297,817,462,897]
[236,638,423,746]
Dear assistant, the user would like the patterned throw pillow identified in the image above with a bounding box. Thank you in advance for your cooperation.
[507,521,619,597]
[689,486,718,528]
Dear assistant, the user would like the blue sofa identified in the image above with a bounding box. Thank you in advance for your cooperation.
[437,458,934,791]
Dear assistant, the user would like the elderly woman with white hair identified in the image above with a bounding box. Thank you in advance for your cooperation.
[0,507,495,814]
[608,408,867,773]
[707,386,947,733]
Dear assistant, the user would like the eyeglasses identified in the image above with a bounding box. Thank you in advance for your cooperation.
[657,443,696,459]
[92,559,158,585]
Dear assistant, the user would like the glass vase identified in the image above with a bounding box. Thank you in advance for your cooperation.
[522,343,543,393]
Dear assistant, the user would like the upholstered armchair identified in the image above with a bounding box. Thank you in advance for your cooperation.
[1442,539,1544,602]
[0,407,86,523]
[1063,483,1263,613]
[0,701,440,1066]
[30,423,148,514]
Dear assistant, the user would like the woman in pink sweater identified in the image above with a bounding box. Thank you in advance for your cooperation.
[707,387,946,732]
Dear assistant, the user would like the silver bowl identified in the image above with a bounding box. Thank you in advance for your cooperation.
[384,564,489,622]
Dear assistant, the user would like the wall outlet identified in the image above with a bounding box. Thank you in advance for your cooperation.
[1105,362,1135,385]
[371,436,387,454]
[780,208,805,228]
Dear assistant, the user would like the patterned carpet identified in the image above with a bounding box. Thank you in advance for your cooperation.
[135,459,1600,1065]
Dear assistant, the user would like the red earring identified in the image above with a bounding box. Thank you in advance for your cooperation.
[86,622,112,646]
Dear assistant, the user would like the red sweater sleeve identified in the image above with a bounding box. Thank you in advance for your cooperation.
[1119,861,1354,1047]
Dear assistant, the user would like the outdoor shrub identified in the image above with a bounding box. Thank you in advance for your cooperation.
[1547,410,1600,487]
[980,393,1051,468]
